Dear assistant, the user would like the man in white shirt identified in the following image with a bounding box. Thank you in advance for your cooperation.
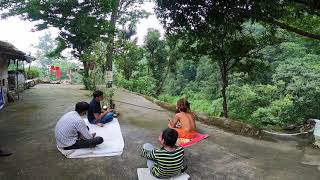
[55,101,103,150]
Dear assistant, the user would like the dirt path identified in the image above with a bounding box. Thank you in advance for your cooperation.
[0,84,319,180]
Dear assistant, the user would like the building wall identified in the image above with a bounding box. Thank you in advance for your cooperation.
[8,71,26,92]
[0,56,8,104]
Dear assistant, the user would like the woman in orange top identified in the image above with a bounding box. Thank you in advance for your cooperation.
[168,98,198,139]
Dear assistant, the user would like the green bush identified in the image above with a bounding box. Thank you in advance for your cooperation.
[158,94,180,105]
[228,84,258,121]
[188,98,213,114]
[159,91,216,115]
[26,67,42,79]
[115,75,157,97]
[251,96,294,126]
[82,73,96,91]
[71,72,83,84]
[227,84,279,122]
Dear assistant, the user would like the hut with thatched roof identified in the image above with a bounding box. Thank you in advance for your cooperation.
[0,41,35,109]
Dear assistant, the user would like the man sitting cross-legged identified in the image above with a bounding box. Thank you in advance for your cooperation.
[87,90,114,127]
[55,102,103,150]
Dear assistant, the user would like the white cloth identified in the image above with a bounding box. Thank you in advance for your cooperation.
[137,168,190,180]
[314,119,320,147]
[57,118,124,158]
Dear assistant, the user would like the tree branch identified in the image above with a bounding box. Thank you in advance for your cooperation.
[293,0,320,11]
[268,18,320,40]
[226,58,240,72]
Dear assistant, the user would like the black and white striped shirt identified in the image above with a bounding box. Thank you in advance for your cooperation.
[142,146,184,178]
[55,111,92,148]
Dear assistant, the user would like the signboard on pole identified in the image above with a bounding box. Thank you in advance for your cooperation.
[105,70,113,83]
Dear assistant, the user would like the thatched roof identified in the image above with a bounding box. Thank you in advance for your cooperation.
[0,41,35,63]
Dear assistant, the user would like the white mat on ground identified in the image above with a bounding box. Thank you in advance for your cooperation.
[313,119,320,147]
[137,168,190,180]
[57,118,124,158]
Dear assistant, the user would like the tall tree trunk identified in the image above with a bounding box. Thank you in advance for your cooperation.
[124,57,130,80]
[155,58,170,96]
[82,61,90,90]
[106,0,121,88]
[220,62,228,118]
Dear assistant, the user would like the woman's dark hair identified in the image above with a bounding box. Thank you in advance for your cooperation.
[75,101,89,114]
[162,128,178,147]
[93,90,103,98]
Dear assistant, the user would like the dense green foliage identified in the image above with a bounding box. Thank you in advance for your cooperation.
[3,1,320,130]
[0,0,147,89]
[155,0,320,40]
[111,25,320,129]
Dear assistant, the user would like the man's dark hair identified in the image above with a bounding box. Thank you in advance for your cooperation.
[75,101,89,114]
[93,90,103,98]
[162,128,178,147]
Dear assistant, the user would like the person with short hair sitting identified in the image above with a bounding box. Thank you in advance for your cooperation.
[55,101,103,150]
[87,90,114,127]
[141,128,186,179]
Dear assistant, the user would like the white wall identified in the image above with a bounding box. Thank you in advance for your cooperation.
[0,56,8,103]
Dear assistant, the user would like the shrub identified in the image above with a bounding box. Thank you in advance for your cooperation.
[26,67,42,79]
[251,95,295,126]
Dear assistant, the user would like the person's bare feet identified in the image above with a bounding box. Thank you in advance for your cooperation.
[113,111,119,117]
[97,123,104,127]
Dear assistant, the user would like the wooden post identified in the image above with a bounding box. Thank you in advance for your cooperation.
[16,60,19,100]
[28,63,31,78]
[22,61,25,78]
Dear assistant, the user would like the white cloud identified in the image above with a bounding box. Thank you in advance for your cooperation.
[136,2,164,45]
[0,16,58,55]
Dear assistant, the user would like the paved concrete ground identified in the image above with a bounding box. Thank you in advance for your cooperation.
[0,84,320,180]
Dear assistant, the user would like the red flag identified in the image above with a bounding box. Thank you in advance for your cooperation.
[55,66,61,79]
[50,65,55,74]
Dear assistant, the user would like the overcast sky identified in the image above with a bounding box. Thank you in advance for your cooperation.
[0,2,164,55]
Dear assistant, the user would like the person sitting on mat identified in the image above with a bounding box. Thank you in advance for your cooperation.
[55,102,103,150]
[141,128,186,179]
[88,90,114,127]
[168,98,198,139]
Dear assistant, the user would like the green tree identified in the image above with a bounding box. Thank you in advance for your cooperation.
[227,39,320,127]
[104,0,148,87]
[114,41,143,80]
[155,0,320,40]
[0,0,114,89]
[33,32,57,76]
[144,29,168,96]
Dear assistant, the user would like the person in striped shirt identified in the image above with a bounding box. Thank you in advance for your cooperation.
[141,128,186,179]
